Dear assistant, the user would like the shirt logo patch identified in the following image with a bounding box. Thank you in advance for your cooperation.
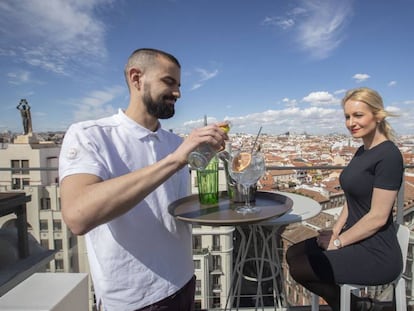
[67,148,79,160]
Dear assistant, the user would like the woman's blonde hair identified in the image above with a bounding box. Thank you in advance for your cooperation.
[342,87,397,141]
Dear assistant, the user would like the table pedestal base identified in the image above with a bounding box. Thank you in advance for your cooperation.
[225,225,286,310]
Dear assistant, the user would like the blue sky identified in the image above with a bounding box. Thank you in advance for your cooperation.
[1,0,413,136]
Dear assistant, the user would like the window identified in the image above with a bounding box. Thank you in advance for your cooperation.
[10,159,30,175]
[194,259,201,270]
[212,275,220,287]
[21,160,29,174]
[195,279,202,295]
[194,301,202,310]
[55,259,64,271]
[212,234,221,251]
[22,178,30,187]
[41,198,51,210]
[11,177,30,189]
[212,297,221,307]
[11,178,21,190]
[11,160,20,174]
[212,255,221,270]
[53,220,62,231]
[68,235,77,249]
[40,220,48,231]
[192,235,202,250]
[54,239,63,251]
[40,239,49,249]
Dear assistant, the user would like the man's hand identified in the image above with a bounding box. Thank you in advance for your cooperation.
[173,123,229,166]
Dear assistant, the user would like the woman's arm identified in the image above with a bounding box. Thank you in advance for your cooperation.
[317,203,348,249]
[330,188,397,249]
[332,202,348,237]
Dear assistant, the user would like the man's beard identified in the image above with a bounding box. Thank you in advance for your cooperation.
[143,86,175,119]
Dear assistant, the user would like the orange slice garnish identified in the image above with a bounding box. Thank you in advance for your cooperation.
[232,152,251,172]
[219,123,230,133]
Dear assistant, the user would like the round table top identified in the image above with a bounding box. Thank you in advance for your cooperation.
[259,192,322,226]
[169,191,293,226]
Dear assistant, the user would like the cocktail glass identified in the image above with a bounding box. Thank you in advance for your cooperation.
[229,150,265,214]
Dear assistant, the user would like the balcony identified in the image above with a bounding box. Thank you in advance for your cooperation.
[0,165,413,310]
[0,192,56,296]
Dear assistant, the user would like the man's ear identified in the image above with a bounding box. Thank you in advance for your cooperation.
[129,68,142,90]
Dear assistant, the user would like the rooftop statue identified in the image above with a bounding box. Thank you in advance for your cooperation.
[16,99,32,135]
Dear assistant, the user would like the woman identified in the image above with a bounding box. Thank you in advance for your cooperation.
[286,87,404,311]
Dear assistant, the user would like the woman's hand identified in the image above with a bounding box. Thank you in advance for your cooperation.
[316,229,337,250]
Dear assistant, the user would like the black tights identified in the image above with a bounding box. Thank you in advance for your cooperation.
[286,238,341,311]
[286,238,372,311]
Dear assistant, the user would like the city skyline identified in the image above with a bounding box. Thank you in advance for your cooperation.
[1,0,414,136]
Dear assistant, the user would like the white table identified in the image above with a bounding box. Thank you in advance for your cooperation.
[225,192,322,310]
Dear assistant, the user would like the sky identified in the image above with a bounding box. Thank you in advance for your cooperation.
[1,0,414,136]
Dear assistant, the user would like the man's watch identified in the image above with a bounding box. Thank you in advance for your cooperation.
[333,238,342,249]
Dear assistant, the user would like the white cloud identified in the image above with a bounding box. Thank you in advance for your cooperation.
[7,70,31,85]
[231,106,343,134]
[262,16,295,29]
[72,85,125,122]
[334,89,347,95]
[267,0,353,60]
[282,97,298,108]
[388,80,397,87]
[386,105,401,113]
[296,0,353,59]
[195,68,219,82]
[168,92,414,136]
[190,83,202,91]
[352,73,370,83]
[178,105,344,135]
[302,91,340,106]
[0,0,113,74]
[190,68,219,91]
[183,116,220,129]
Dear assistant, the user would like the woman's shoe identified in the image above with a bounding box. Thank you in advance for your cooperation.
[352,297,382,311]
[368,298,383,311]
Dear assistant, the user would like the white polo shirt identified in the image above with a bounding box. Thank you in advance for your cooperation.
[59,109,193,311]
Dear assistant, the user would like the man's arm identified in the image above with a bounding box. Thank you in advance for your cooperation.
[61,123,228,235]
[61,152,185,235]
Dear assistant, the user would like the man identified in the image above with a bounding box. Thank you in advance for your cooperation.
[59,48,228,311]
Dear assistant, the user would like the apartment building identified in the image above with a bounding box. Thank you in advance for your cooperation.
[0,135,93,308]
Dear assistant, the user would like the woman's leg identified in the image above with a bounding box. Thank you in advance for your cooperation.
[286,239,375,311]
[286,238,340,311]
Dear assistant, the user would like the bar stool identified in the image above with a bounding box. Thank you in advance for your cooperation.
[311,223,410,311]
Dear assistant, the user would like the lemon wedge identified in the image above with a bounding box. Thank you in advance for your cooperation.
[232,152,251,172]
[219,124,230,133]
